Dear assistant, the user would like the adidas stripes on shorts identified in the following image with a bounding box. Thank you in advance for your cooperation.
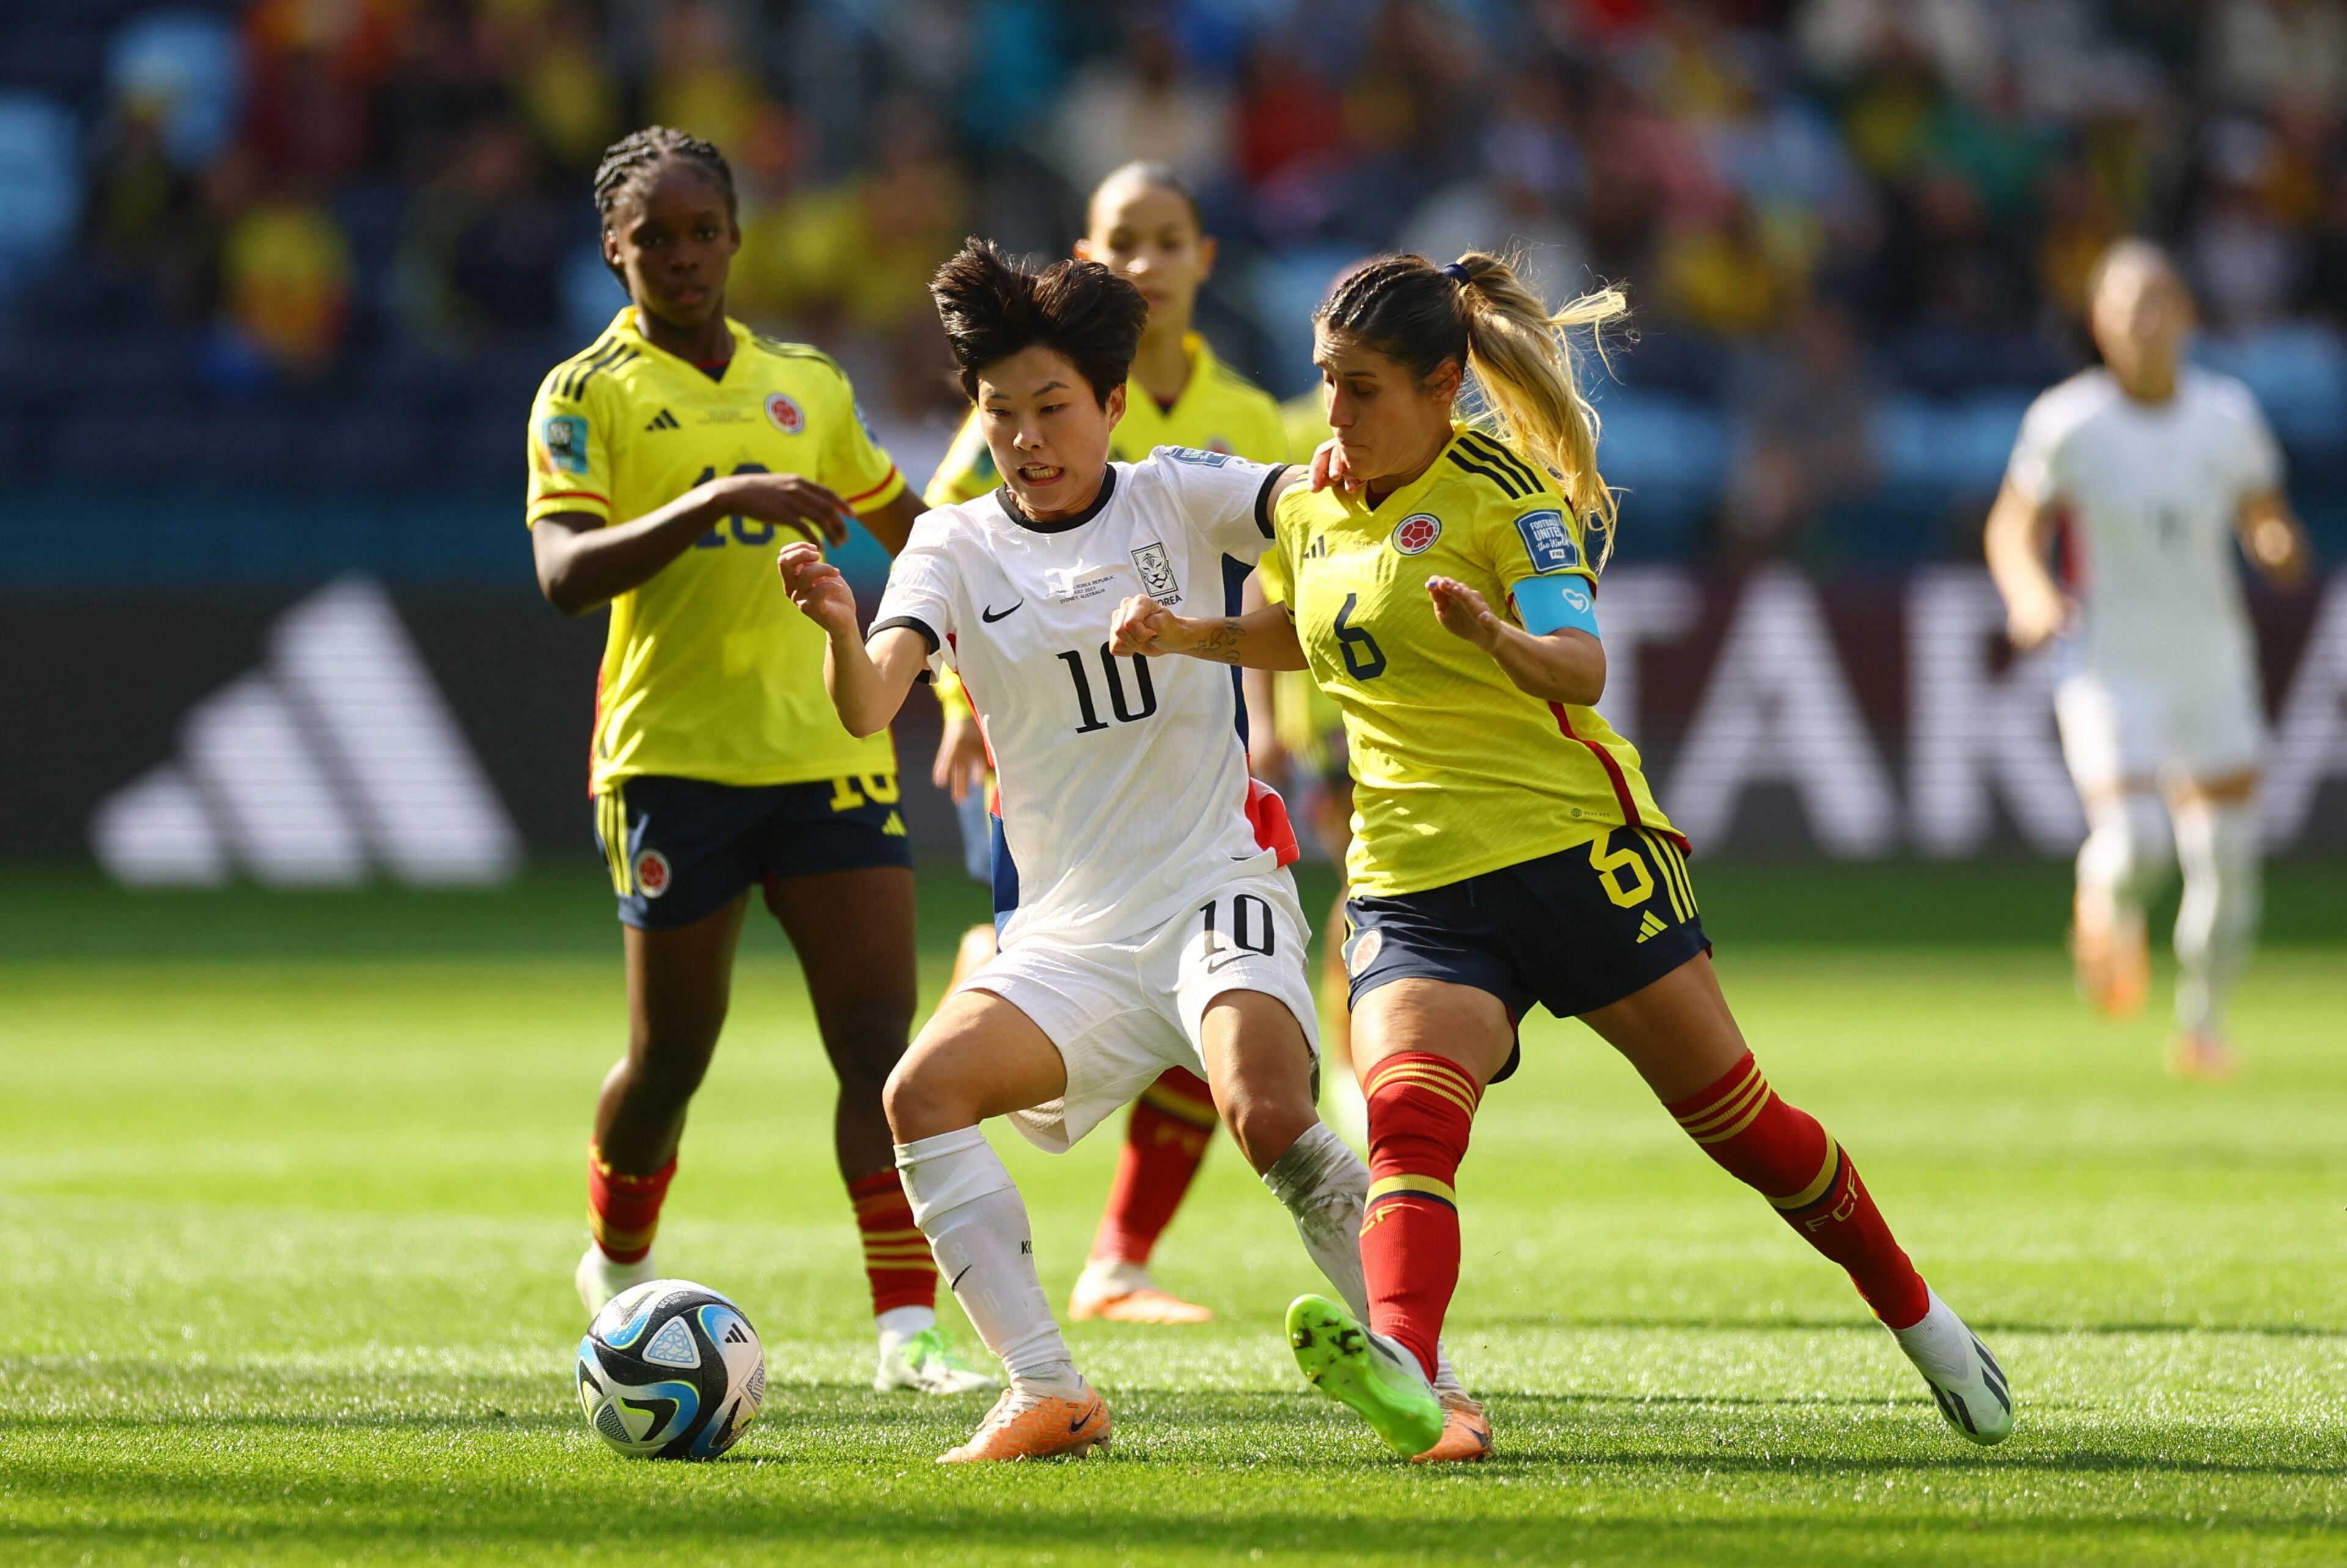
[1340,829,1710,1082]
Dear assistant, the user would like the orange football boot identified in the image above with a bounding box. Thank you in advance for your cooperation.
[937,1382,1112,1464]
[1068,1261,1213,1324]
[2165,1030,2240,1083]
[1412,1393,1493,1464]
[2070,899,2149,1020]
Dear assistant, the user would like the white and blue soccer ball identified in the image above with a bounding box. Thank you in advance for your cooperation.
[576,1279,766,1460]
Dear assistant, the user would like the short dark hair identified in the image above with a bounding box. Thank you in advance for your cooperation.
[592,126,737,229]
[930,238,1146,406]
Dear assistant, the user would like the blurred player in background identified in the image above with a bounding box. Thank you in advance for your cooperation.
[524,128,990,1396]
[1987,241,2308,1081]
[782,240,1460,1461]
[1120,252,2012,1462]
[925,163,1291,1326]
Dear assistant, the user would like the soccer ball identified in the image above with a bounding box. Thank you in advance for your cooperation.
[576,1279,766,1459]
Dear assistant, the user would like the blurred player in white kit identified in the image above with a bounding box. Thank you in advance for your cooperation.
[1987,240,2310,1080]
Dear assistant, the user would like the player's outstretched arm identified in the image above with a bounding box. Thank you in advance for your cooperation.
[777,542,925,736]
[2238,489,2310,590]
[534,473,854,615]
[1110,595,1309,670]
[1983,482,2070,650]
[1427,576,1605,706]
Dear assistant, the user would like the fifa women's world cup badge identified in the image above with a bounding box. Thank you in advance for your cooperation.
[1392,513,1442,555]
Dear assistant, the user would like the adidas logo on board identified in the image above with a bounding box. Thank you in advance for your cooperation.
[90,577,522,888]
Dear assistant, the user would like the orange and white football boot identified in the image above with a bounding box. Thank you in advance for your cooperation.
[936,1381,1112,1464]
[1068,1259,1213,1324]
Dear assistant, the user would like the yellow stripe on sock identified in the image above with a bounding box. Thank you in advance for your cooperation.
[1769,1136,1844,1211]
[1367,1057,1481,1101]
[1367,1173,1457,1206]
[1677,1068,1769,1138]
[590,1211,658,1254]
[1372,1066,1480,1119]
[1139,1083,1222,1128]
[1689,1083,1773,1146]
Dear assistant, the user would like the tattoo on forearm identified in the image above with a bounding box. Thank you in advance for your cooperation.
[1196,618,1246,663]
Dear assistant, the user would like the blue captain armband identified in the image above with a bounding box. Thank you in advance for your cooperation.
[1513,573,1600,639]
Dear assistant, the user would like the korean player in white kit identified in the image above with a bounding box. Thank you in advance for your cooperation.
[1987,240,2310,1080]
[779,239,1467,1464]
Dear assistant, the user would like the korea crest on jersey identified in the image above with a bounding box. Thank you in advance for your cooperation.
[1131,541,1181,604]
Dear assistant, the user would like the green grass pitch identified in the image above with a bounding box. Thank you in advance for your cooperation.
[2,859,2343,1565]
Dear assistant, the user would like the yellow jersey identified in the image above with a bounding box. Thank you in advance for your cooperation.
[526,309,908,793]
[924,332,1287,720]
[1258,424,1677,896]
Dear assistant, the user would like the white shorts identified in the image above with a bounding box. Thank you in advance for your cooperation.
[2054,665,2264,794]
[963,870,1320,1154]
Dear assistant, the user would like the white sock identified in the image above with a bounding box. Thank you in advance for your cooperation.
[2173,799,2260,1037]
[895,1128,1079,1396]
[1261,1121,1372,1322]
[1264,1124,1464,1402]
[1888,1289,1972,1384]
[875,1305,935,1350]
[2076,791,2171,928]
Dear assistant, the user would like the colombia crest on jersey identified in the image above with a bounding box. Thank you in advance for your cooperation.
[526,309,907,793]
[1260,423,1677,896]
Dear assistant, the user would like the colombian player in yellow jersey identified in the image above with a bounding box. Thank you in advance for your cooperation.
[525,128,989,1398]
[1115,252,2014,1463]
[924,163,1293,1329]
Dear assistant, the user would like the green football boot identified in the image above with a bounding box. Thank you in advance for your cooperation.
[1286,1293,1444,1458]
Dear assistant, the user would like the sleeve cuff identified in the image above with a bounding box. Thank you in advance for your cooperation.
[527,491,611,527]
[1252,463,1291,539]
[870,614,939,653]
[847,466,908,516]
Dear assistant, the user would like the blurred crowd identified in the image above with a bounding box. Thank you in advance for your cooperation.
[2,0,2344,570]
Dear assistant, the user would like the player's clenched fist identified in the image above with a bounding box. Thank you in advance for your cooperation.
[777,541,861,640]
[1111,594,1184,656]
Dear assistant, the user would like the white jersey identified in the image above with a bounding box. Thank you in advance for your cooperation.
[874,447,1289,946]
[2004,367,2282,681]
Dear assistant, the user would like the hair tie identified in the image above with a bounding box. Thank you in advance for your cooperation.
[1439,261,1472,286]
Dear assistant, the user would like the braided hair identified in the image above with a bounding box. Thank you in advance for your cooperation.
[591,126,737,232]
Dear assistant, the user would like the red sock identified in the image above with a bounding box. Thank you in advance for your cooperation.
[1090,1068,1218,1264]
[1359,1053,1481,1380]
[847,1169,937,1316]
[586,1143,675,1265]
[1667,1052,1930,1330]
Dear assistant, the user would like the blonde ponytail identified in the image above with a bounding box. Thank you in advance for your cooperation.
[1315,250,1629,568]
[1449,252,1627,564]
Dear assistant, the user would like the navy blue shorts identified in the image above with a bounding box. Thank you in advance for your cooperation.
[593,774,913,931]
[1342,828,1710,1080]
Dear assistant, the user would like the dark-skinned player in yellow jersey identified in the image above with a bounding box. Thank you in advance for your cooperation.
[525,127,990,1396]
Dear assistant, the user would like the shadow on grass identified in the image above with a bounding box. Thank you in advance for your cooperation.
[4,1468,2340,1563]
[1472,1315,2347,1339]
